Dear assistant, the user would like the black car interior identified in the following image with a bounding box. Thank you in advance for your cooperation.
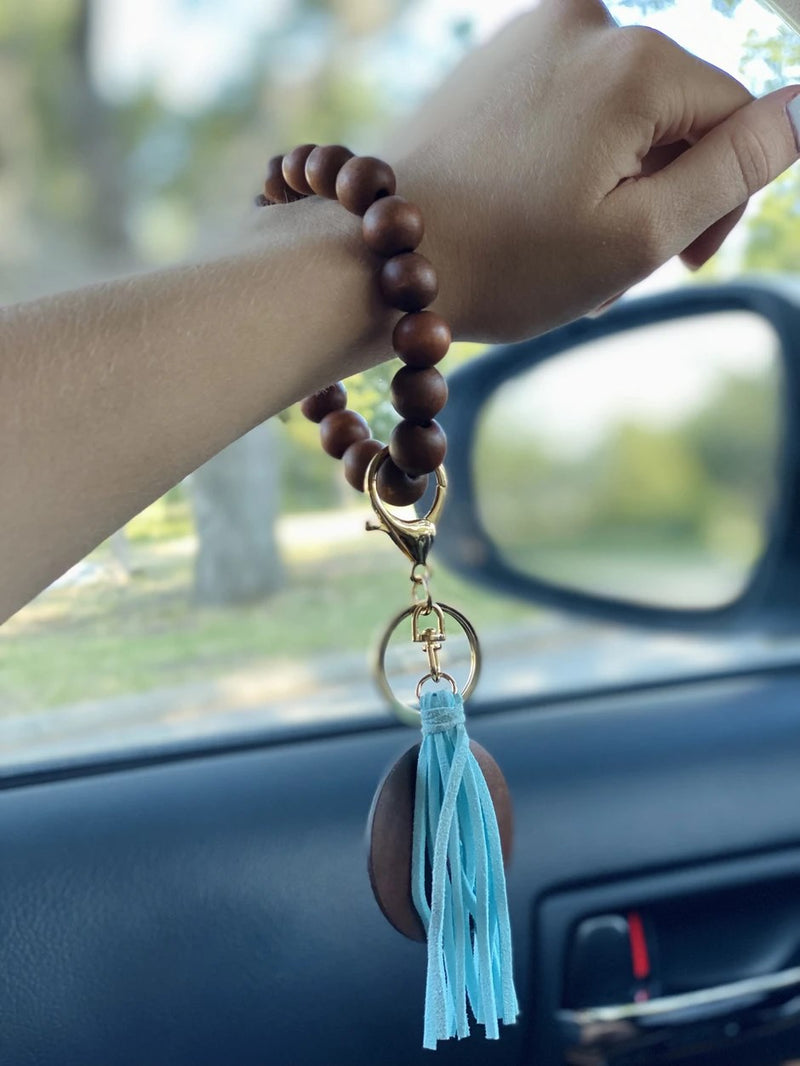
[5,666,800,1065]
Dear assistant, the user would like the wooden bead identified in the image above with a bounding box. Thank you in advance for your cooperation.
[264,155,302,204]
[282,143,317,195]
[392,311,451,367]
[389,419,446,477]
[335,156,397,216]
[376,458,428,507]
[379,253,438,313]
[343,438,384,492]
[362,196,424,257]
[300,383,347,423]
[390,367,448,422]
[320,409,370,459]
[305,145,354,199]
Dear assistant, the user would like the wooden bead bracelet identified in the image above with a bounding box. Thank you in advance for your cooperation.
[255,143,451,508]
[257,149,520,1049]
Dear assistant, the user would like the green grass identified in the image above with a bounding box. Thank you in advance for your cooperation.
[0,532,536,715]
[126,494,194,543]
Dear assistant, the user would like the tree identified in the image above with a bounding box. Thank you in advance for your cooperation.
[190,422,284,605]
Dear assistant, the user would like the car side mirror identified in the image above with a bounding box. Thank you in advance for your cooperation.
[436,281,800,632]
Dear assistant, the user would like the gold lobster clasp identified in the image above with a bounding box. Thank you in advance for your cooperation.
[364,447,447,568]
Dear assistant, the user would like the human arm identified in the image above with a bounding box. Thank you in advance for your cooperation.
[0,202,391,620]
[2,0,799,623]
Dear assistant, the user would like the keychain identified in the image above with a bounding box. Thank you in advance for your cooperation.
[365,448,518,1050]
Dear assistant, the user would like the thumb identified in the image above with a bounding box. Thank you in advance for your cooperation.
[616,86,800,261]
[679,202,747,271]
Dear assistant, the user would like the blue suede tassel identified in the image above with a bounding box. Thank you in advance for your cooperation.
[411,689,518,1049]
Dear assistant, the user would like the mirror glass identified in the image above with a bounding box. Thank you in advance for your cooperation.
[474,311,783,610]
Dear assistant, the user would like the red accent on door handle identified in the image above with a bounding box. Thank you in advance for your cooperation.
[628,911,651,981]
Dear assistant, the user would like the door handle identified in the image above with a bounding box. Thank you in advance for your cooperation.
[558,964,800,1030]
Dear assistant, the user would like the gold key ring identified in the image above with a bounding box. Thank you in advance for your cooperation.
[372,602,481,727]
[416,671,458,700]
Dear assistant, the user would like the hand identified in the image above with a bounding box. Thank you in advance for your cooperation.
[393,0,800,342]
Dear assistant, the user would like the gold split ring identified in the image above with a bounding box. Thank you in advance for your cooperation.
[372,602,481,727]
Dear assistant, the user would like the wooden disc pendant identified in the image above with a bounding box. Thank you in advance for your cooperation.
[367,742,513,941]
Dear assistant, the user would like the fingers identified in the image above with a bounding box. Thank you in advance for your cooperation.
[610,27,752,149]
[611,86,800,268]
[679,203,747,271]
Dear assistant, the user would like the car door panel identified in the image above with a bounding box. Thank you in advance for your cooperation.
[3,668,800,1065]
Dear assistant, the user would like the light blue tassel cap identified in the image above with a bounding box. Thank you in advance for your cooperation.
[411,688,519,1049]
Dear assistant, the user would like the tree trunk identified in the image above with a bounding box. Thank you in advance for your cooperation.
[189,422,284,606]
[70,0,129,254]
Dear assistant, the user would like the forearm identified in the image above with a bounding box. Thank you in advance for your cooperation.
[0,197,391,621]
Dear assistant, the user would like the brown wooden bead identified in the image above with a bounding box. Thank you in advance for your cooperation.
[393,312,451,367]
[320,409,370,459]
[264,155,302,204]
[390,367,448,422]
[343,438,384,492]
[300,383,347,423]
[389,419,446,477]
[335,156,397,216]
[376,457,428,507]
[282,143,317,195]
[368,741,513,941]
[304,145,354,199]
[362,196,424,257]
[379,253,438,313]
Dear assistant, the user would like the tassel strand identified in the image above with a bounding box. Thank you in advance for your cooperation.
[411,689,518,1049]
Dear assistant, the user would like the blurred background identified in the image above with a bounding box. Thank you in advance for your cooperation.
[1,0,799,767]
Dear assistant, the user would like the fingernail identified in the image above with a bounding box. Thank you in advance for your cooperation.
[788,92,800,152]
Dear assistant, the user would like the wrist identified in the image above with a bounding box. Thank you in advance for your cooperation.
[394,160,469,341]
[252,193,396,383]
[258,145,456,505]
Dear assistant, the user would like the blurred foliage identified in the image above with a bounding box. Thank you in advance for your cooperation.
[742,172,800,270]
[615,0,744,13]
[742,23,800,86]
[592,423,707,540]
[127,492,194,544]
[476,367,779,572]
[0,0,408,287]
